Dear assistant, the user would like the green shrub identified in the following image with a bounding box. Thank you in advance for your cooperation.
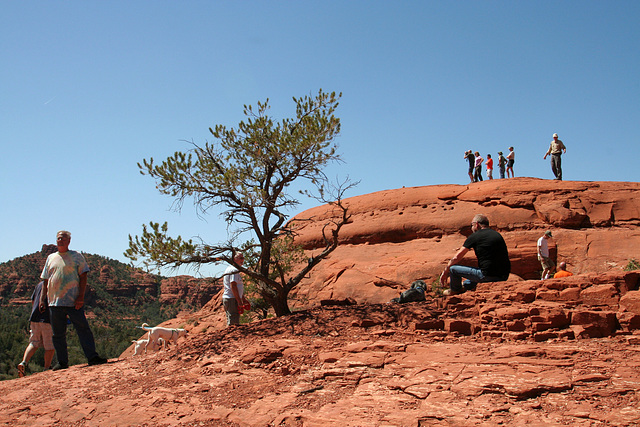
[624,258,640,271]
[431,277,444,297]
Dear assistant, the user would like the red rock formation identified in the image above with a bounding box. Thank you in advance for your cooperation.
[289,178,640,305]
[160,275,221,306]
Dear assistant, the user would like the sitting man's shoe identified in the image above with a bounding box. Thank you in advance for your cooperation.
[442,289,462,296]
[17,362,26,378]
[88,356,108,366]
[51,363,68,371]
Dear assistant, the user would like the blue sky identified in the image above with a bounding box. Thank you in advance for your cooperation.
[1,1,638,277]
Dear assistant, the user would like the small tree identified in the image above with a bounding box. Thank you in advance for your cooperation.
[125,90,356,316]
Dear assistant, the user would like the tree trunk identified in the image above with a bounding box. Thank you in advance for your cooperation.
[265,289,292,317]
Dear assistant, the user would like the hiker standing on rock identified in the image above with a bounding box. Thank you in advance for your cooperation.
[222,252,250,326]
[440,214,511,295]
[473,152,484,182]
[498,151,507,179]
[537,230,555,279]
[39,230,107,370]
[464,150,475,184]
[486,154,494,180]
[543,133,567,180]
[506,147,515,178]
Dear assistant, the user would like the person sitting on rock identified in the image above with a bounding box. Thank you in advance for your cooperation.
[439,214,511,296]
[553,261,573,278]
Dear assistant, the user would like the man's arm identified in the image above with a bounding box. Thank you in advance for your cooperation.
[75,272,88,309]
[230,277,243,309]
[544,144,551,159]
[440,246,470,284]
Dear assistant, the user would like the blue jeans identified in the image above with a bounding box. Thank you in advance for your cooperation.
[449,265,506,293]
[50,306,98,367]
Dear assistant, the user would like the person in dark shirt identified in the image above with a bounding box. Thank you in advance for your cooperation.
[17,281,54,377]
[464,150,475,184]
[440,214,511,295]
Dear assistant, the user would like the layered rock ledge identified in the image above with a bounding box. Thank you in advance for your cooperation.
[289,178,640,305]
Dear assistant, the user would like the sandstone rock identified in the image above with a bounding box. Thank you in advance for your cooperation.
[160,275,221,305]
[289,179,640,308]
[571,310,618,338]
[580,283,619,307]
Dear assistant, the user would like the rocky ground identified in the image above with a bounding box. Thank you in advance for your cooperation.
[2,272,640,426]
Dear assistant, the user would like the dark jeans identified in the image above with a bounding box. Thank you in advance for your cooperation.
[50,306,98,366]
[474,166,483,182]
[551,154,562,180]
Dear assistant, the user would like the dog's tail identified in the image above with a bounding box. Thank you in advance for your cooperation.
[138,323,151,330]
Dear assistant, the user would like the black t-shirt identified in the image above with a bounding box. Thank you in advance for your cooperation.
[463,228,511,278]
[466,153,475,168]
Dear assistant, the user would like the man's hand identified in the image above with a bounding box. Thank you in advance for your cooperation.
[440,268,450,286]
[74,298,84,310]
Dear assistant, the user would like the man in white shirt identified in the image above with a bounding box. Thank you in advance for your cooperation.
[222,253,250,326]
[537,230,555,279]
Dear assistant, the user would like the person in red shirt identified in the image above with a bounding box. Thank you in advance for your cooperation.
[486,154,494,180]
[554,262,573,278]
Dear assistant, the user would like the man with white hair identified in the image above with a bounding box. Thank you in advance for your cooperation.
[222,252,251,326]
[39,230,107,370]
[544,133,567,180]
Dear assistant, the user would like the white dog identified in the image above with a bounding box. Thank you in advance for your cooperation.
[132,337,165,356]
[140,323,188,353]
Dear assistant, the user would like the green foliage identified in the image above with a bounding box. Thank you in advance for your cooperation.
[624,258,640,271]
[127,90,357,316]
[431,277,445,297]
[0,251,197,381]
[0,300,190,381]
[0,305,30,381]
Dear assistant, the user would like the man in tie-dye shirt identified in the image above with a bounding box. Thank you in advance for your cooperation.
[39,230,107,370]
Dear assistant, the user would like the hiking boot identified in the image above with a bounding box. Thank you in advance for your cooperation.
[17,362,26,378]
[88,356,108,366]
[51,363,68,371]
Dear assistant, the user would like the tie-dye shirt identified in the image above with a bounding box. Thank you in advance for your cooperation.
[40,250,90,307]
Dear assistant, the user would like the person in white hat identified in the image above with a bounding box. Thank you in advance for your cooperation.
[543,133,567,180]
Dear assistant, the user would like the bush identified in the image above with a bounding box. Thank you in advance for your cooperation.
[624,258,640,271]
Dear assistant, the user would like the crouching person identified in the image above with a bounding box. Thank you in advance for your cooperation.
[440,214,511,295]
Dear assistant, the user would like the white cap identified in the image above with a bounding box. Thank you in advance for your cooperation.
[553,133,558,138]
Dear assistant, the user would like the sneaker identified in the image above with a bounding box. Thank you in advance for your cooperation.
[88,356,108,366]
[442,289,462,296]
[17,362,26,378]
[51,363,68,371]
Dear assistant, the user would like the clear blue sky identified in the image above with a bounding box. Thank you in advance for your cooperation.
[1,1,638,277]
